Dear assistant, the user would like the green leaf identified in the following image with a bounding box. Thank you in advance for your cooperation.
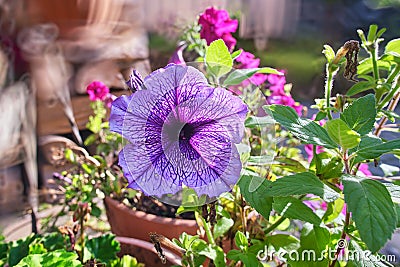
[265,105,337,149]
[110,255,144,267]
[198,245,225,267]
[357,58,391,75]
[231,50,242,59]
[384,183,400,204]
[244,116,274,128]
[352,138,400,164]
[205,39,232,78]
[237,175,273,219]
[272,156,307,173]
[265,172,340,202]
[323,44,335,62]
[385,38,400,58]
[85,234,120,264]
[367,24,378,42]
[342,174,397,253]
[9,234,37,267]
[286,224,330,266]
[15,250,81,267]
[223,67,281,86]
[213,217,234,239]
[346,81,375,96]
[234,231,248,251]
[223,69,258,86]
[272,197,322,225]
[265,234,300,252]
[341,94,376,135]
[347,240,389,267]
[322,197,345,223]
[325,119,361,149]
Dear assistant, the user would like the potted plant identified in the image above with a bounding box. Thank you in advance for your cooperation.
[45,6,399,266]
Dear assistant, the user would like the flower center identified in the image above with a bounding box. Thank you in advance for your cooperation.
[179,123,195,141]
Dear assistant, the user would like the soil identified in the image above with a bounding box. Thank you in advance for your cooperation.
[119,193,195,220]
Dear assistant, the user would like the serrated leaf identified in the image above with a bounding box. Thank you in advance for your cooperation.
[265,105,337,149]
[325,119,361,149]
[343,175,397,253]
[352,138,400,164]
[385,38,400,58]
[205,39,233,78]
[341,94,376,135]
[347,240,389,267]
[346,81,375,96]
[237,175,273,219]
[384,183,400,204]
[15,250,81,267]
[273,197,322,225]
[287,224,330,266]
[265,172,340,202]
[85,234,120,264]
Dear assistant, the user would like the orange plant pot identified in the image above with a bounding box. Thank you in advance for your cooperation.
[104,197,198,242]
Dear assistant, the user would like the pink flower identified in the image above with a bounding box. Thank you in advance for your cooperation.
[86,81,110,101]
[235,49,268,87]
[358,163,372,176]
[168,43,186,65]
[268,94,303,115]
[198,7,238,51]
[267,71,286,96]
[304,115,326,162]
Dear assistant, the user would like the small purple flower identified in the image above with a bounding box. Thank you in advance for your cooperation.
[168,43,186,65]
[198,7,238,51]
[110,64,248,198]
[86,81,110,101]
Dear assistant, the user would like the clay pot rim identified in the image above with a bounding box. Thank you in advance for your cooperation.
[116,236,182,265]
[104,196,197,227]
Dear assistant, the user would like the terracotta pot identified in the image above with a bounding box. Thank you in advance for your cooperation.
[104,197,198,242]
[116,236,181,267]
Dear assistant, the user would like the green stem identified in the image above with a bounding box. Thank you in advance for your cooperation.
[329,211,350,267]
[325,64,337,120]
[370,46,380,81]
[377,64,400,110]
[195,210,215,245]
[264,216,287,235]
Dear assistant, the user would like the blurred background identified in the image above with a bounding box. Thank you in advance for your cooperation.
[0,0,399,238]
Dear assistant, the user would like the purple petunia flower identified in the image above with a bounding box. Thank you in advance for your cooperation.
[168,43,186,66]
[198,7,238,51]
[110,64,248,198]
[86,81,110,101]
